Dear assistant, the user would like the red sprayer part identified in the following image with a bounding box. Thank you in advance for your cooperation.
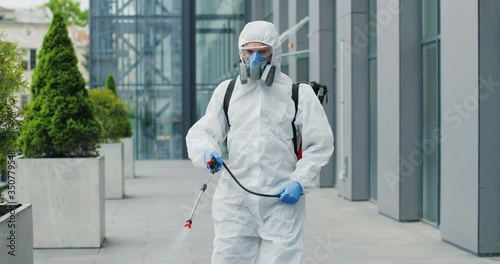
[184,220,192,229]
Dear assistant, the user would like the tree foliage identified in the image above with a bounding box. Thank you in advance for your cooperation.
[89,89,133,143]
[0,37,27,169]
[19,12,101,158]
[43,0,88,27]
[105,75,117,95]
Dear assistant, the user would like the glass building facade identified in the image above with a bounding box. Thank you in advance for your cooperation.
[89,0,246,160]
[244,0,500,256]
[195,0,246,120]
[421,0,440,225]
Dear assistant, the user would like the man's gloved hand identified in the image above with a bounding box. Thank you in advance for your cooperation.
[203,149,223,173]
[276,181,303,204]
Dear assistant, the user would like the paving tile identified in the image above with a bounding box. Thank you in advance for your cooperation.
[32,160,496,264]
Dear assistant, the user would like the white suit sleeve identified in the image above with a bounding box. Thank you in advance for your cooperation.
[290,84,334,193]
[186,80,231,168]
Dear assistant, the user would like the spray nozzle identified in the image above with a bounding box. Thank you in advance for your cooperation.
[184,219,192,229]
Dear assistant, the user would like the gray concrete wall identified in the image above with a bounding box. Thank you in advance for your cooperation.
[287,0,309,82]
[295,0,309,82]
[336,0,369,201]
[440,0,479,253]
[376,0,400,219]
[288,0,298,81]
[273,0,289,70]
[376,0,421,222]
[272,0,287,34]
[398,0,422,221]
[478,0,500,255]
[350,1,369,201]
[250,0,264,21]
[309,0,336,187]
[336,0,352,199]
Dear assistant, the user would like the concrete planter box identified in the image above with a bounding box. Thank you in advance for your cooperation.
[0,204,33,264]
[122,137,135,179]
[16,156,105,248]
[100,142,124,199]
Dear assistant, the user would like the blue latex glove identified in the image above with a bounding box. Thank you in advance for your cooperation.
[276,181,303,204]
[203,149,223,173]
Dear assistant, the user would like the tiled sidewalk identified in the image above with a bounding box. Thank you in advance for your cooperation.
[33,160,499,264]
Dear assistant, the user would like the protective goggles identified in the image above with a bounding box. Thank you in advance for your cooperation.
[239,45,273,60]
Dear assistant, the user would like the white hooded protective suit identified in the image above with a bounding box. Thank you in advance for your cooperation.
[186,21,334,264]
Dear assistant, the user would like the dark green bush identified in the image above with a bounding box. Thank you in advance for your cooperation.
[0,37,27,169]
[89,88,132,143]
[18,12,102,158]
[105,75,117,95]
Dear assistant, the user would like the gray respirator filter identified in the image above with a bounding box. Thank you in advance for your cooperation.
[239,62,275,86]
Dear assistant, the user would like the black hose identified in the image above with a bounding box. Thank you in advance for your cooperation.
[222,162,280,198]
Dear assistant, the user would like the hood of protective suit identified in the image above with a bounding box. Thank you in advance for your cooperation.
[238,21,282,75]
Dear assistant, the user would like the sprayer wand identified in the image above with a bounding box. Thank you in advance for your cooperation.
[184,160,217,229]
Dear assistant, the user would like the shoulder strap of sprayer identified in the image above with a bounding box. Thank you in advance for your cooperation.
[223,79,237,128]
[291,83,300,157]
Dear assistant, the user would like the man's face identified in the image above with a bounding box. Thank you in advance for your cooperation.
[241,42,272,63]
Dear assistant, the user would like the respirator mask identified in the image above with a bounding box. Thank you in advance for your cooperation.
[239,45,276,86]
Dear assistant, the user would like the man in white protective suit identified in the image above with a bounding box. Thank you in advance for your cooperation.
[186,20,334,263]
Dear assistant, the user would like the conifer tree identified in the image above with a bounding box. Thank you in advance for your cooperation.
[105,75,117,95]
[19,12,101,158]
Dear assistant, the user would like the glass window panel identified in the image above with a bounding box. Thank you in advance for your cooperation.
[196,0,244,15]
[88,1,248,160]
[422,42,439,224]
[30,49,37,69]
[195,0,246,120]
[422,0,439,38]
[296,57,309,82]
[90,0,184,160]
[264,0,273,22]
[369,58,378,201]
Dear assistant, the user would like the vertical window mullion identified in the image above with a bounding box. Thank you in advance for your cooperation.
[421,0,440,225]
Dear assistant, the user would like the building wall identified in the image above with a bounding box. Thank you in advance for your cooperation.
[440,0,479,253]
[246,0,500,256]
[309,0,336,187]
[336,0,370,200]
[440,0,500,255]
[0,8,89,107]
[478,0,500,255]
[376,0,400,218]
[376,0,421,221]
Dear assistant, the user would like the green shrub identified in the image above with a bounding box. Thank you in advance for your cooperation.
[18,12,102,158]
[105,75,117,95]
[0,37,27,169]
[89,88,132,143]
